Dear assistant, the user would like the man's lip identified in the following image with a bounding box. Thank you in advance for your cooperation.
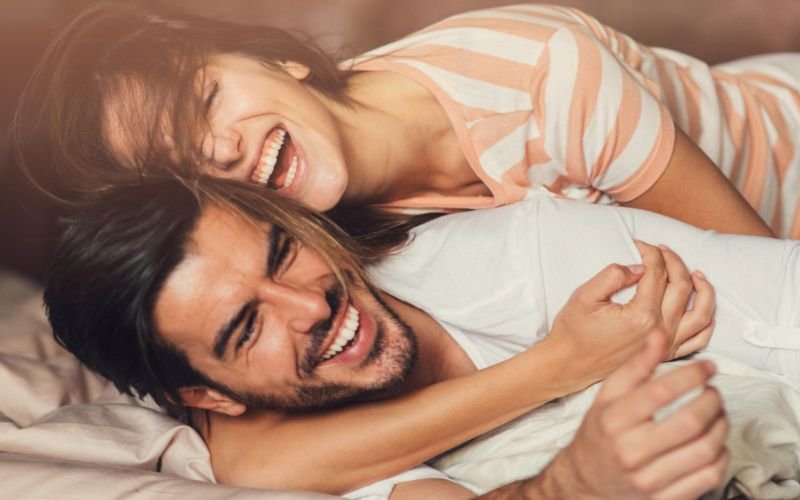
[315,293,351,364]
[316,299,375,368]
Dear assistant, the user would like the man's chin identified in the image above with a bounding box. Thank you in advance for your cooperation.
[219,283,419,414]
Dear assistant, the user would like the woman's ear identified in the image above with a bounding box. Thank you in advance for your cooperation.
[280,60,311,80]
[178,386,247,416]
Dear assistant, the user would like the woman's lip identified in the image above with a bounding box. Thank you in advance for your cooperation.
[248,126,283,183]
[275,125,306,194]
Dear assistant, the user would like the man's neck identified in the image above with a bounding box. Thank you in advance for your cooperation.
[380,292,477,392]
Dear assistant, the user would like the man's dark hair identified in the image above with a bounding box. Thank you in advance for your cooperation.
[43,176,402,418]
[44,179,214,417]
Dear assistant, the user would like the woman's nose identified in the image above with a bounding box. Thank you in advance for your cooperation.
[202,131,243,170]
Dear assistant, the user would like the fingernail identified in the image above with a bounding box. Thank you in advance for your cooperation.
[703,361,717,376]
[627,264,645,274]
[693,270,707,280]
[658,244,671,251]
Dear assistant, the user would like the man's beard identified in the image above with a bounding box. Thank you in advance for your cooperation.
[208,284,419,412]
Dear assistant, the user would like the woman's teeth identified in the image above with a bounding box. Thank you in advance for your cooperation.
[253,128,286,185]
[320,304,360,362]
[251,128,300,190]
[284,155,298,187]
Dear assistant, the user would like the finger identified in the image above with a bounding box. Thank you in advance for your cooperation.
[615,386,725,469]
[601,361,716,433]
[572,262,644,305]
[626,241,668,318]
[673,319,715,359]
[652,447,730,500]
[658,245,694,332]
[597,333,667,402]
[672,272,716,350]
[636,412,728,492]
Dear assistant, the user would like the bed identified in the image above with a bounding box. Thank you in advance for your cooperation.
[2,269,799,499]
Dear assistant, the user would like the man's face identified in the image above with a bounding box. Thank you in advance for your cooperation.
[153,205,417,411]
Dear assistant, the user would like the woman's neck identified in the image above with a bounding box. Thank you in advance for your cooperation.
[330,70,484,205]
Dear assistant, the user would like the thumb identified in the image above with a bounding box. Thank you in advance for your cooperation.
[574,263,644,304]
[598,332,666,402]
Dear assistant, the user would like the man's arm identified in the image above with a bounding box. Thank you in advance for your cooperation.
[391,334,729,500]
[624,129,774,238]
[484,333,729,500]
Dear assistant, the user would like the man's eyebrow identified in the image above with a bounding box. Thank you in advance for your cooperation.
[213,300,256,360]
[267,225,292,278]
[211,225,286,360]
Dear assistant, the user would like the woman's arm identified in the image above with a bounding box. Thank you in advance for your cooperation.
[624,129,774,237]
[206,244,714,494]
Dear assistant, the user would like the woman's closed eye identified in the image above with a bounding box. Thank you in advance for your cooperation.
[204,80,220,113]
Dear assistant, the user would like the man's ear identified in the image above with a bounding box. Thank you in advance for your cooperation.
[279,60,310,80]
[178,386,247,417]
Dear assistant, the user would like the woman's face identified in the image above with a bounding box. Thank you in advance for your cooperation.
[107,53,351,211]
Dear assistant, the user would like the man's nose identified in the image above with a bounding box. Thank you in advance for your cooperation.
[257,281,332,333]
[202,131,243,170]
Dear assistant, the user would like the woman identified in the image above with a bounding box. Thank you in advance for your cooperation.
[14,3,798,237]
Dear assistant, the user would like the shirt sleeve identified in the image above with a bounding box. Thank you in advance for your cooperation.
[532,22,675,203]
[342,465,468,500]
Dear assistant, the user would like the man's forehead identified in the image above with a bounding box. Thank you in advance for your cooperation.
[195,204,273,248]
[154,206,272,354]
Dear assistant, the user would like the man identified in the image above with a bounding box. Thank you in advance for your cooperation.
[45,178,727,499]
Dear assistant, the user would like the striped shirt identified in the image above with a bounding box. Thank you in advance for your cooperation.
[352,4,800,237]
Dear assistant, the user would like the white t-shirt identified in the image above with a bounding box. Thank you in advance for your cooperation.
[372,195,800,380]
[352,195,800,498]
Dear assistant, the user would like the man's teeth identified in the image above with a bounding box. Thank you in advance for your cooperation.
[254,128,286,185]
[320,305,360,362]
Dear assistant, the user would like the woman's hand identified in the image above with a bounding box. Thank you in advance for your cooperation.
[545,241,715,386]
[654,242,715,359]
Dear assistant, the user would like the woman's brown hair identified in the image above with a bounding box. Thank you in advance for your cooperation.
[11,1,353,199]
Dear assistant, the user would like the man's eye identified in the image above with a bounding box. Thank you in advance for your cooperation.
[237,309,258,350]
[268,232,297,278]
[277,237,298,274]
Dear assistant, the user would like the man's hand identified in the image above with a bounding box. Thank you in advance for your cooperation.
[545,241,715,387]
[529,334,729,499]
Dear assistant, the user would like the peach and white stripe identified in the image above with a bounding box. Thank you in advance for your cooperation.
[352,5,800,236]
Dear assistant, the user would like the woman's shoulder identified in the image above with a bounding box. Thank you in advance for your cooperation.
[355,4,595,63]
